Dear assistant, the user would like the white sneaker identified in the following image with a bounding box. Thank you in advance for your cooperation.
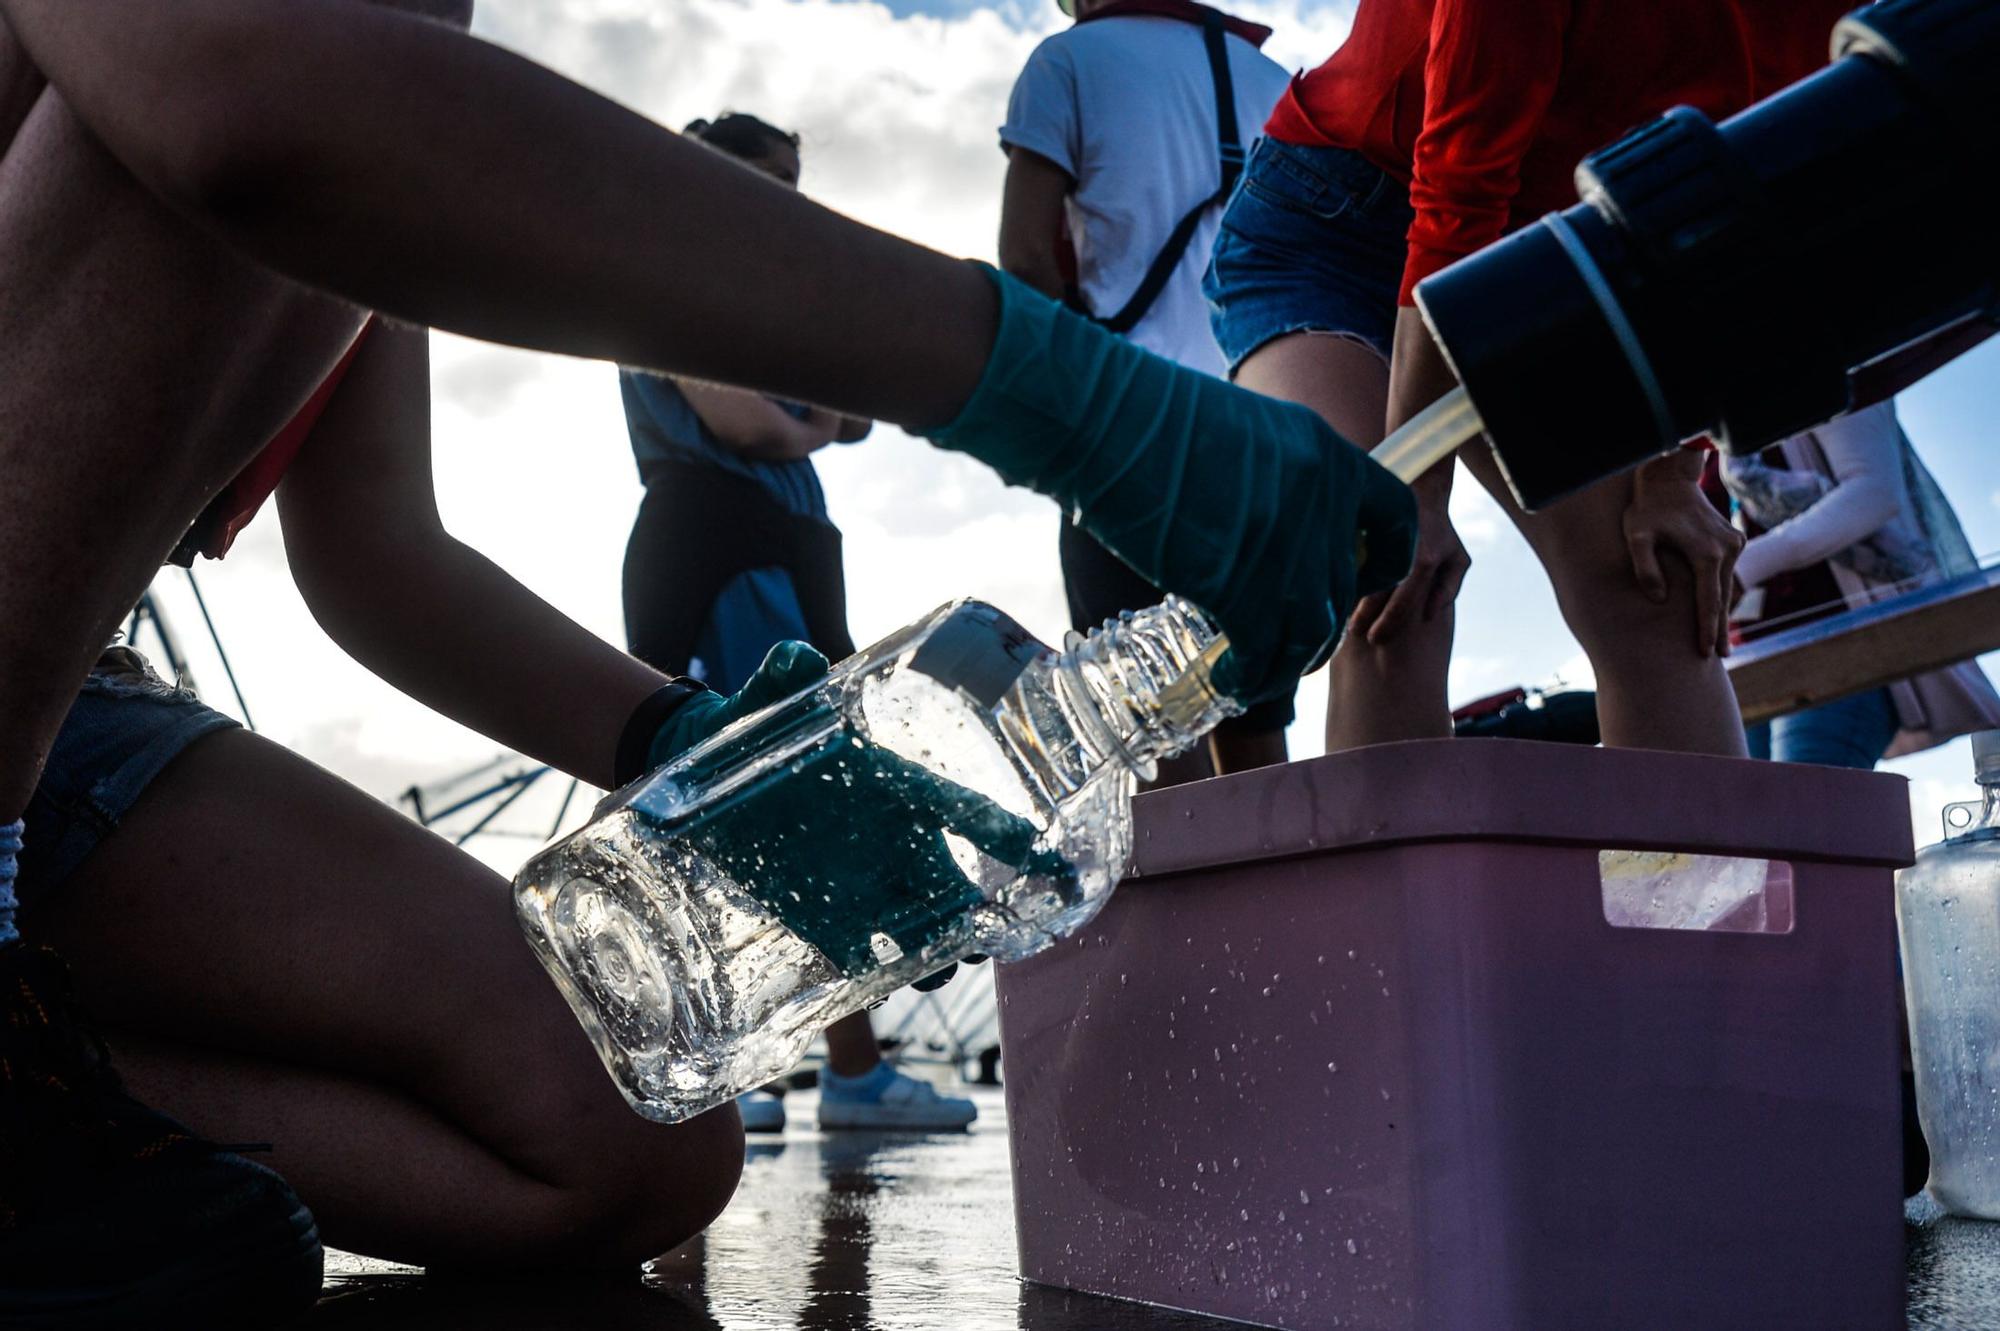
[736,1090,786,1133]
[816,1065,978,1132]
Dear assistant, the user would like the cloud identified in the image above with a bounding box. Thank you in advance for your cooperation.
[828,0,1045,29]
[433,339,549,418]
[1447,466,1506,549]
[470,0,1360,253]
[1550,651,1595,690]
[470,0,1053,257]
[821,430,1053,542]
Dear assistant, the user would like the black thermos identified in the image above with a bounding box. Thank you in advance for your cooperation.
[1415,0,2000,510]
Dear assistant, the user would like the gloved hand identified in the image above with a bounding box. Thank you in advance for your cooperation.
[645,640,833,769]
[925,267,1418,703]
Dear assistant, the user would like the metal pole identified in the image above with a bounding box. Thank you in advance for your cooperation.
[181,568,255,731]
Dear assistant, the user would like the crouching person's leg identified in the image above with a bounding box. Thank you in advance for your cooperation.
[34,726,744,1269]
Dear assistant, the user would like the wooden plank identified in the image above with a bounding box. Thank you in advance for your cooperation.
[1728,564,2000,724]
[1849,315,1998,408]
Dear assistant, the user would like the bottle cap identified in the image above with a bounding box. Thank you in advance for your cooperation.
[1974,730,2000,784]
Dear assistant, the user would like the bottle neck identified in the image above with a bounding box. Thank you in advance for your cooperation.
[1055,597,1244,779]
[1977,783,2000,834]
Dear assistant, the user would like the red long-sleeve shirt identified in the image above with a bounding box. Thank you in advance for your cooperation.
[1266,1,1850,305]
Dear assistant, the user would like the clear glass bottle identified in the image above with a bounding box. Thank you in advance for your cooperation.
[515,597,1240,1123]
[1900,730,2000,1215]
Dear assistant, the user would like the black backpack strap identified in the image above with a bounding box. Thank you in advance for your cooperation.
[1094,8,1243,336]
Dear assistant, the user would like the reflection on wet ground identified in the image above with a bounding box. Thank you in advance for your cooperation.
[317,1087,1996,1329]
[1906,1192,2000,1329]
[317,1089,1236,1330]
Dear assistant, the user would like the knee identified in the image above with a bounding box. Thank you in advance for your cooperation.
[1550,559,1700,671]
[552,1100,746,1268]
[623,1103,746,1256]
[468,970,746,1266]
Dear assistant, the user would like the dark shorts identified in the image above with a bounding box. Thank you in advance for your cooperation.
[1203,138,1413,375]
[14,648,239,911]
[1058,521,1295,735]
[622,472,855,695]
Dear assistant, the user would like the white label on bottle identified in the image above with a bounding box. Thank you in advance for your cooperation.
[869,931,905,966]
[906,603,1044,709]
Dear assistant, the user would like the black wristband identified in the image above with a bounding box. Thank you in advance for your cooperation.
[613,678,712,788]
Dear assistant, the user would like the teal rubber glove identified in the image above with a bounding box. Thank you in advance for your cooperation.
[925,266,1419,704]
[645,641,834,769]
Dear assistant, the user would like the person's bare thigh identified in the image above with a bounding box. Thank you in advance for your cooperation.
[1233,331,1390,447]
[32,728,697,1198]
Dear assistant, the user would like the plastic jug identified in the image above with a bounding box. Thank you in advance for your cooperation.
[1900,730,2000,1215]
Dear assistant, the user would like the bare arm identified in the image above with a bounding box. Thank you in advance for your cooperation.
[998,147,1073,301]
[674,378,839,463]
[1385,307,1463,435]
[1363,304,1470,643]
[1734,404,1905,588]
[0,0,993,430]
[278,324,667,789]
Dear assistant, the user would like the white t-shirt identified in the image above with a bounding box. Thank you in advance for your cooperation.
[1001,16,1289,376]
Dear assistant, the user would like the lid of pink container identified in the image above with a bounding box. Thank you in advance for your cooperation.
[1127,738,1914,880]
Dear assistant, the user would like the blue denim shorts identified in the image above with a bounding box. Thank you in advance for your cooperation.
[1203,138,1414,375]
[15,647,240,910]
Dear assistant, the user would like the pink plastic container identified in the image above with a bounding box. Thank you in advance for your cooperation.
[996,739,1913,1330]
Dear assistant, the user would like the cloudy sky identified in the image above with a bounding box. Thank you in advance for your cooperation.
[139,0,2000,868]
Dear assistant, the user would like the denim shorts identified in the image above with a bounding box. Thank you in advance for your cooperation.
[1203,138,1414,375]
[15,647,240,910]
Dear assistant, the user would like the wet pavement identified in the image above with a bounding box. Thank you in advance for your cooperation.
[315,1086,1999,1329]
[1905,1192,2000,1329]
[315,1087,1236,1330]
